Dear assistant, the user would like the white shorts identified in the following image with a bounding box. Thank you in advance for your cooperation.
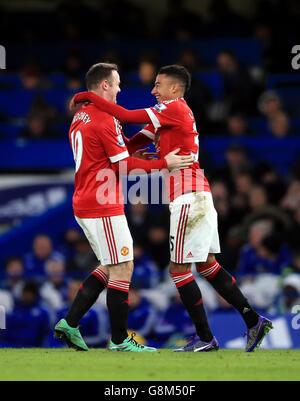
[75,215,133,266]
[169,191,220,263]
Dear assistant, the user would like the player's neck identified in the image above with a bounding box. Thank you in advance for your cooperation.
[166,92,184,102]
[90,89,112,103]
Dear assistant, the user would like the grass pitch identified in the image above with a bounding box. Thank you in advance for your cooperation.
[0,349,299,381]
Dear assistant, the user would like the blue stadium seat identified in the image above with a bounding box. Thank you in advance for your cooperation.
[267,74,300,117]
[0,73,22,89]
[0,90,35,118]
[267,74,300,90]
[48,73,67,88]
[193,71,223,99]
[0,122,25,139]
[247,118,269,134]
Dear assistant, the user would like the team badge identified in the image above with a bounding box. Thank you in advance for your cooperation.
[121,246,129,256]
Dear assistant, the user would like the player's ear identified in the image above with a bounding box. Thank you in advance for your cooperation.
[102,79,109,91]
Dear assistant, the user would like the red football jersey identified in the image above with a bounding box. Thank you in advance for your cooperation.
[143,98,211,201]
[69,103,128,218]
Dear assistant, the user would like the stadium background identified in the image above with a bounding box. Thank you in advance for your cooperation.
[0,0,300,350]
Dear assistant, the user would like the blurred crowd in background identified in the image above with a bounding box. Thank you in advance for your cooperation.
[0,0,300,348]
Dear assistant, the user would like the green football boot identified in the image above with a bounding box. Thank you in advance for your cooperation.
[108,332,157,352]
[54,319,88,351]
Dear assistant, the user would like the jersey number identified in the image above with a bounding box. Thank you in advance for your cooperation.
[71,130,83,173]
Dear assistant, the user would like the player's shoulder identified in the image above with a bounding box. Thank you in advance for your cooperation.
[83,103,113,123]
[161,97,187,111]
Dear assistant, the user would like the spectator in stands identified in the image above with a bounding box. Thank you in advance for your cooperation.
[128,286,158,340]
[161,0,203,40]
[0,281,50,347]
[287,205,300,250]
[62,51,85,89]
[50,279,109,348]
[137,55,157,87]
[268,111,292,138]
[126,200,153,249]
[279,274,300,312]
[40,259,68,310]
[20,113,61,140]
[281,180,300,214]
[254,161,287,204]
[146,223,170,271]
[258,90,284,120]
[176,48,201,72]
[226,113,252,136]
[61,224,82,263]
[154,291,195,347]
[210,181,233,242]
[23,234,65,278]
[214,144,250,190]
[176,48,213,132]
[67,234,98,273]
[248,185,269,212]
[2,257,25,300]
[238,223,291,278]
[231,171,252,216]
[217,49,257,115]
[278,250,300,312]
[131,243,160,289]
[19,61,52,90]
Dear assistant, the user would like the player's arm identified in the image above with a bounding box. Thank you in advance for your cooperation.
[101,118,192,174]
[71,91,151,124]
[111,149,192,174]
[123,125,156,155]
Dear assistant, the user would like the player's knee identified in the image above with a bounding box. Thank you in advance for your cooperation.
[169,261,191,275]
[109,260,134,281]
[196,253,216,269]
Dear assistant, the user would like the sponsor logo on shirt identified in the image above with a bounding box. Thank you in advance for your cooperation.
[117,134,126,147]
[153,103,167,113]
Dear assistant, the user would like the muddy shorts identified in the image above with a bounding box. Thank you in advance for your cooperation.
[169,191,220,263]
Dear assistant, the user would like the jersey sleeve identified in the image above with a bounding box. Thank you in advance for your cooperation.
[101,117,130,163]
[139,123,157,141]
[144,101,181,129]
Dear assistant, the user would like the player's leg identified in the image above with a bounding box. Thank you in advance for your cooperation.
[64,265,109,328]
[169,260,219,352]
[196,254,273,351]
[196,254,259,328]
[55,216,111,350]
[107,261,156,352]
[169,193,218,352]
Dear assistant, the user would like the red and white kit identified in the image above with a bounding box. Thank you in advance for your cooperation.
[143,98,220,263]
[69,103,133,265]
[73,93,221,263]
[69,103,166,266]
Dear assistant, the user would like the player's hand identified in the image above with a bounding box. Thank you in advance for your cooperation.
[133,148,157,160]
[69,95,77,111]
[164,148,194,171]
[69,92,91,111]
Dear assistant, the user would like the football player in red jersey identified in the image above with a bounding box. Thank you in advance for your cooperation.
[54,63,194,352]
[71,65,273,352]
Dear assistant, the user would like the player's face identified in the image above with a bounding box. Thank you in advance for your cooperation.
[151,74,176,103]
[107,70,121,104]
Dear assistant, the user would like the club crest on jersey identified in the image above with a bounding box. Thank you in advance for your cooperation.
[153,103,167,113]
[121,246,129,256]
[117,134,125,147]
